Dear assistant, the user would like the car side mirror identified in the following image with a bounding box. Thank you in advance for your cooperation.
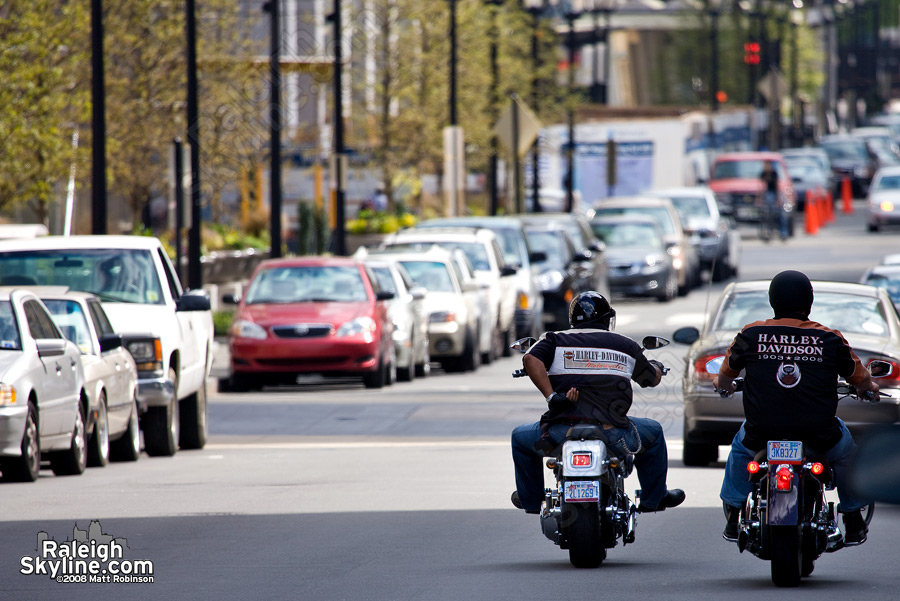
[589,241,605,253]
[99,333,123,352]
[177,290,211,312]
[571,250,592,263]
[705,356,724,374]
[222,293,240,305]
[462,281,482,292]
[37,338,67,357]
[869,360,894,378]
[672,326,700,345]
[409,286,426,301]
[500,265,518,277]
[529,251,548,264]
[376,290,395,301]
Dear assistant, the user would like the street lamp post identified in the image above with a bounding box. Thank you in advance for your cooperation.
[524,0,546,213]
[563,1,584,214]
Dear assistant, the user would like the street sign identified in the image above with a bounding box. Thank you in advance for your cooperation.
[757,71,788,105]
[494,97,542,158]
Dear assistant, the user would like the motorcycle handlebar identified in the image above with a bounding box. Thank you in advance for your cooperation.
[713,378,891,402]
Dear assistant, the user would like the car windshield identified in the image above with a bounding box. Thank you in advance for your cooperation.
[874,175,900,191]
[43,299,93,354]
[591,222,662,248]
[712,159,786,180]
[821,140,868,160]
[864,273,900,305]
[0,301,20,350]
[398,260,455,293]
[386,241,491,271]
[668,196,712,219]
[490,228,524,267]
[788,163,826,181]
[593,207,676,235]
[524,230,567,271]
[245,265,368,304]
[714,290,890,336]
[0,249,165,305]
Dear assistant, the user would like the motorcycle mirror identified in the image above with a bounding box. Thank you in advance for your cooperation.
[706,356,724,374]
[641,336,670,350]
[869,360,894,378]
[510,337,537,353]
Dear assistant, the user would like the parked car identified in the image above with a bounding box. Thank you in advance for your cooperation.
[523,223,597,330]
[360,257,430,381]
[40,290,147,465]
[672,280,900,466]
[865,165,900,232]
[411,216,546,339]
[379,227,517,357]
[0,235,213,458]
[225,257,396,390]
[648,186,741,281]
[851,126,900,162]
[592,196,700,295]
[590,215,677,302]
[860,265,900,308]
[818,134,877,197]
[517,212,611,299]
[0,288,87,482]
[707,151,796,232]
[781,146,832,177]
[782,156,833,211]
[363,246,485,372]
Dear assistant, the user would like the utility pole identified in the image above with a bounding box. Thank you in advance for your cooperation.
[264,0,283,258]
[91,0,107,235]
[329,0,347,255]
[186,0,203,289]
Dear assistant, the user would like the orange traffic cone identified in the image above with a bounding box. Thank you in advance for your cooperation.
[805,190,819,235]
[825,189,835,223]
[841,177,853,214]
[817,191,827,228]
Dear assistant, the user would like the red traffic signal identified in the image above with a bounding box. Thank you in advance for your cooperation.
[744,42,760,65]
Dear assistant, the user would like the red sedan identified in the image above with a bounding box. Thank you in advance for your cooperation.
[225,257,395,390]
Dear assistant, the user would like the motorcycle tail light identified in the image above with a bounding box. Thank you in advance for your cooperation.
[571,453,592,467]
[775,465,793,491]
[747,461,760,474]
[811,462,824,476]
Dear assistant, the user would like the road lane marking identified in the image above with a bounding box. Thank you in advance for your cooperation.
[205,439,697,452]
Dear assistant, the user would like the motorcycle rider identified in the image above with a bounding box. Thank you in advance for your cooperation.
[510,291,685,514]
[714,270,879,545]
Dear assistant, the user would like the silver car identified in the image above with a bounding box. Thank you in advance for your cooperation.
[673,280,900,467]
[362,258,430,381]
[40,291,142,465]
[0,288,87,481]
[866,165,900,232]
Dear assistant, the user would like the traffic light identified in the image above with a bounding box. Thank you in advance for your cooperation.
[716,90,728,104]
[744,42,760,65]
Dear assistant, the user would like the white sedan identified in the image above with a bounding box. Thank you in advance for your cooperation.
[867,165,900,232]
[40,290,142,465]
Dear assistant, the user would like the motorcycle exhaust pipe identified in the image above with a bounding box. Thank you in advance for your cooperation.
[540,509,560,544]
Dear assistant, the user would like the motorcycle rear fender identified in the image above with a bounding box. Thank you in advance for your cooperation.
[561,439,607,477]
[767,468,799,526]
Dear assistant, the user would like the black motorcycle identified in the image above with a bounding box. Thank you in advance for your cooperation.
[708,357,892,586]
[511,335,670,568]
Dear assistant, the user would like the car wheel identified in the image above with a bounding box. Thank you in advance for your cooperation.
[363,354,387,389]
[1,401,40,482]
[144,367,179,457]
[87,393,110,467]
[502,326,514,357]
[461,327,480,372]
[179,379,208,450]
[50,398,87,476]
[682,436,718,467]
[868,222,879,233]
[110,395,140,462]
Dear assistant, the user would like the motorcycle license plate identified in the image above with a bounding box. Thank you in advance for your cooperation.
[767,441,802,464]
[564,481,600,503]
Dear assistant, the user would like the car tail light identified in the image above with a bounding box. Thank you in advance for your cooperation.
[866,358,900,383]
[775,465,793,491]
[571,453,592,467]
[694,353,725,382]
[747,461,760,474]
[811,462,824,476]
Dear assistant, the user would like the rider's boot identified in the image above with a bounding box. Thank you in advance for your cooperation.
[723,504,740,542]
[842,509,868,546]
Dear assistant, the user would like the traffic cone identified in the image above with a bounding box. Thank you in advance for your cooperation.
[817,191,827,228]
[825,189,835,223]
[805,190,819,235]
[841,177,853,214]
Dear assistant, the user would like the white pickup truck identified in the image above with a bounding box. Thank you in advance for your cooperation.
[0,235,213,457]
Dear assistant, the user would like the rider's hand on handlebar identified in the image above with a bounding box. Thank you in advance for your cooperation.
[713,375,736,398]
[860,379,881,403]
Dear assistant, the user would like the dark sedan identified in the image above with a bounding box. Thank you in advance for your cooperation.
[673,280,900,466]
[590,215,677,302]
[818,135,877,197]
[524,224,596,331]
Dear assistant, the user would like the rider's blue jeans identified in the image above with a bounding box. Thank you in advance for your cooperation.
[720,419,865,512]
[511,417,670,513]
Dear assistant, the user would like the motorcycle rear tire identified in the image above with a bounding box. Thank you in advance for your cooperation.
[770,525,802,587]
[564,501,606,569]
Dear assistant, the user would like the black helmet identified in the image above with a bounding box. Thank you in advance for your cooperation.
[569,291,616,330]
[768,270,814,319]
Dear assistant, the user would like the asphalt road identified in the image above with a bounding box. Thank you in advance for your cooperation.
[3,201,900,600]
